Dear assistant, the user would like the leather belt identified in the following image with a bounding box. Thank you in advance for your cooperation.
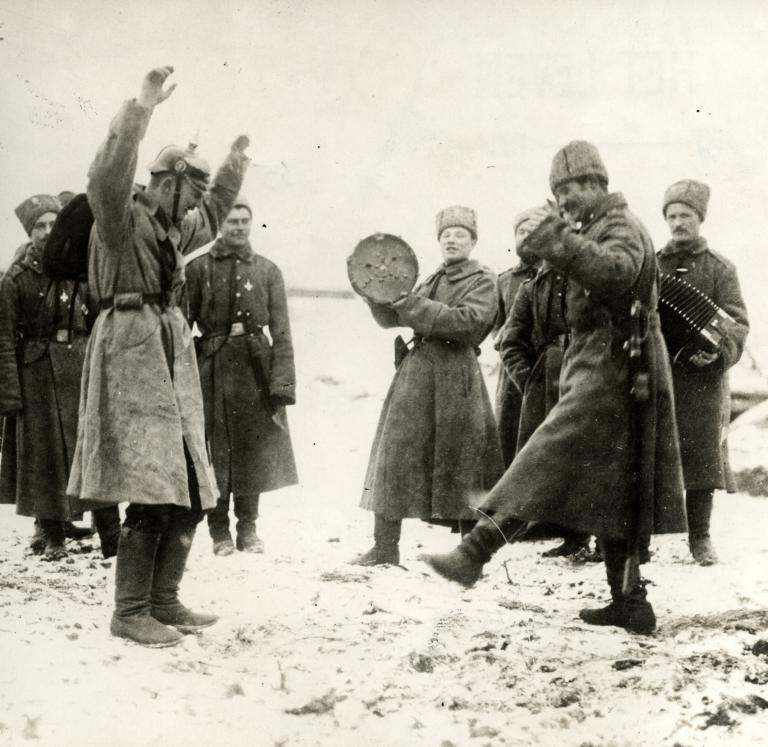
[99,293,164,311]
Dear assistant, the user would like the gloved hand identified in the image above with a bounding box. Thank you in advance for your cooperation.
[521,212,570,256]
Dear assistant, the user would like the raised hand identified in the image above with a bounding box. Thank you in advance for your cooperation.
[231,135,250,154]
[138,66,177,109]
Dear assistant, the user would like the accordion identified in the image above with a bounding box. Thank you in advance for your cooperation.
[658,272,735,367]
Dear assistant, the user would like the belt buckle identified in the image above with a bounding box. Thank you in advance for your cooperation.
[229,322,246,336]
[55,329,69,343]
[114,292,143,311]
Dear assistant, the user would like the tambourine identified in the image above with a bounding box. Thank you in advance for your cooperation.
[346,233,419,304]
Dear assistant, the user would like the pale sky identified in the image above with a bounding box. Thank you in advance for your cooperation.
[1,0,767,345]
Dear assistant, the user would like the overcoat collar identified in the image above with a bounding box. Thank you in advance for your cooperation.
[580,192,627,232]
[21,243,44,275]
[210,237,255,262]
[436,257,482,283]
[659,237,708,257]
[510,260,537,276]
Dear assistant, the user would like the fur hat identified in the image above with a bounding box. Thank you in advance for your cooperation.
[513,206,546,234]
[662,179,710,221]
[436,205,477,239]
[230,194,252,217]
[549,141,609,193]
[15,194,61,236]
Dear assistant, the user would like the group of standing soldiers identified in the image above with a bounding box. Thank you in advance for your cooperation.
[0,65,751,648]
[0,66,298,648]
[354,140,748,636]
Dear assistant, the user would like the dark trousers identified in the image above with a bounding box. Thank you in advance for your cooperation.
[207,493,260,539]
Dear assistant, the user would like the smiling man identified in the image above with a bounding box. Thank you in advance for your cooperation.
[658,180,749,566]
[422,143,686,635]
[185,195,298,557]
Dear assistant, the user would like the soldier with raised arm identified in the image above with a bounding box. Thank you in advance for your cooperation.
[67,66,249,647]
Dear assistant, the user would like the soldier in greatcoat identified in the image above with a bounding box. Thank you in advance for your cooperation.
[185,195,298,556]
[422,143,686,635]
[499,252,592,558]
[67,66,249,647]
[351,206,504,566]
[658,180,749,565]
[492,208,540,466]
[0,196,91,559]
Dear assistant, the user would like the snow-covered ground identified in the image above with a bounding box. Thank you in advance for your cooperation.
[2,296,768,747]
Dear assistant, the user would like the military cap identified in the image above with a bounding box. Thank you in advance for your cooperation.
[230,194,252,217]
[513,205,546,234]
[57,190,76,207]
[662,179,710,221]
[15,194,61,236]
[147,142,210,191]
[436,205,477,239]
[549,140,609,192]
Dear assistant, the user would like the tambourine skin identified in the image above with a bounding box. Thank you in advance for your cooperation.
[347,233,419,304]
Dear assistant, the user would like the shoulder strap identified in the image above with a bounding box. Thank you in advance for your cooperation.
[183,238,217,267]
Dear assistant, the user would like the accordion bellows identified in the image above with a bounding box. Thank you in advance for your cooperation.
[658,272,735,365]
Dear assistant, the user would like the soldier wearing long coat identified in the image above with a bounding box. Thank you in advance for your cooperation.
[353,206,503,566]
[657,180,749,565]
[67,67,248,648]
[185,196,298,555]
[0,196,89,559]
[423,142,685,635]
[498,260,591,557]
[492,208,540,466]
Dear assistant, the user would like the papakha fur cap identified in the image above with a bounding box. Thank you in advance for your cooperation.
[662,179,710,221]
[549,140,609,193]
[436,205,477,239]
[15,194,61,236]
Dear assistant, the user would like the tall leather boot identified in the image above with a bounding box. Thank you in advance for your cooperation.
[579,539,626,627]
[150,522,218,632]
[234,494,264,553]
[350,514,401,566]
[687,489,717,565]
[40,519,67,561]
[29,520,46,555]
[580,538,656,635]
[208,497,235,556]
[110,527,183,647]
[419,516,525,588]
[93,506,122,559]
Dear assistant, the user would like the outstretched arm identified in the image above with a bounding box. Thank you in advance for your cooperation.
[87,66,176,250]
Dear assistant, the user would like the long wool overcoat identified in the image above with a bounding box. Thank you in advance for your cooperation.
[67,100,245,508]
[499,261,568,452]
[492,262,538,466]
[657,238,749,491]
[0,244,92,520]
[360,257,504,522]
[185,239,298,497]
[481,193,686,540]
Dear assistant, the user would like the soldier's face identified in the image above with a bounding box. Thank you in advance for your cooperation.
[30,212,58,251]
[515,219,538,263]
[554,180,600,224]
[221,207,252,247]
[178,181,204,217]
[439,226,476,265]
[665,203,701,243]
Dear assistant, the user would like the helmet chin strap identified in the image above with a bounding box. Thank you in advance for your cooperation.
[171,173,184,226]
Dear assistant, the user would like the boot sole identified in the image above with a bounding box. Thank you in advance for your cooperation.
[110,628,183,648]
